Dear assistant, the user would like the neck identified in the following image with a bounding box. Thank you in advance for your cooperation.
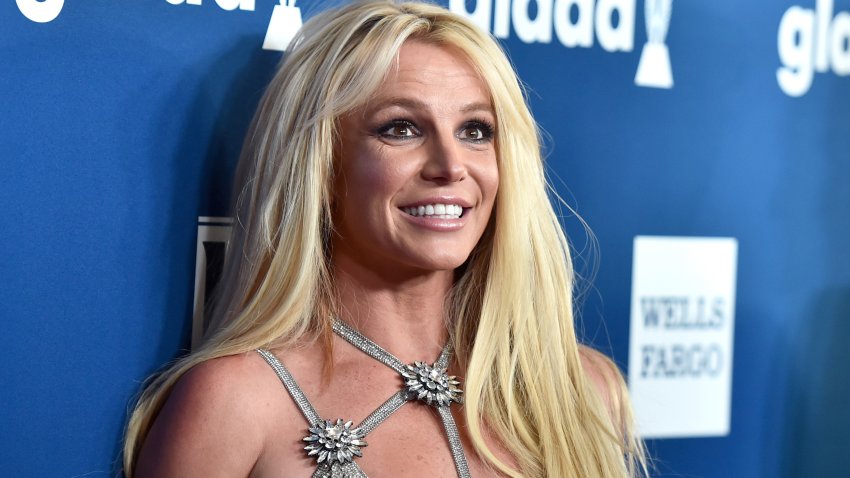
[331,251,453,363]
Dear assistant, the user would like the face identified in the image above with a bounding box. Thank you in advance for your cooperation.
[332,40,499,277]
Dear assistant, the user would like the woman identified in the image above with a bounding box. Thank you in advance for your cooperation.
[124,1,647,476]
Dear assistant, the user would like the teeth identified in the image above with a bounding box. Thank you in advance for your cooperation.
[403,203,464,218]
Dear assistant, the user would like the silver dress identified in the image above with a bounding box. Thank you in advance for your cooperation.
[257,320,471,478]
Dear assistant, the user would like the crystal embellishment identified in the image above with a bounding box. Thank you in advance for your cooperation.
[401,361,463,406]
[304,419,367,464]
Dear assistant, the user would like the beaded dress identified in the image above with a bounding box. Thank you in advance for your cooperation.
[257,320,471,478]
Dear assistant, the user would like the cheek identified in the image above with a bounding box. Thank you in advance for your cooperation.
[339,151,410,211]
[359,151,412,190]
[480,162,499,226]
[489,165,500,198]
[481,157,500,206]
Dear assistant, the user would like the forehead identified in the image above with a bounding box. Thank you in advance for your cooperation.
[369,40,492,109]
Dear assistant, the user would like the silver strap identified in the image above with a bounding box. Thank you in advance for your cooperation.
[312,461,368,478]
[438,406,472,478]
[257,321,473,478]
[436,344,452,370]
[257,348,322,426]
[332,319,472,478]
[332,319,455,374]
[357,390,409,436]
[257,348,408,436]
[332,320,407,374]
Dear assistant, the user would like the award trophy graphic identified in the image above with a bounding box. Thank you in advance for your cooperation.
[635,0,673,89]
[263,0,303,51]
[16,0,64,23]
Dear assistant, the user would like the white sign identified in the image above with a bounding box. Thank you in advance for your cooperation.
[628,236,738,438]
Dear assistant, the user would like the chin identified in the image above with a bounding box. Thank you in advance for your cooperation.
[405,251,472,273]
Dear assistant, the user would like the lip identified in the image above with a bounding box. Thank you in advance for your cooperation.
[400,211,468,231]
[397,196,471,232]
[398,196,474,209]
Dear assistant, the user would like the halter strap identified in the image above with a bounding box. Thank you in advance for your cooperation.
[332,319,471,478]
[256,320,472,478]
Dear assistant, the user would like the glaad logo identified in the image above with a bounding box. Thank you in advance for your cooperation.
[778,0,850,97]
[448,0,635,51]
[16,0,64,23]
[635,0,673,88]
[448,0,674,89]
[166,0,256,10]
[165,0,303,51]
[263,0,303,51]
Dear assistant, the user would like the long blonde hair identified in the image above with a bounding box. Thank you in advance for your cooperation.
[123,1,647,476]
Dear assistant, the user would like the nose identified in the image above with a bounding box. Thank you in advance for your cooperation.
[421,130,467,184]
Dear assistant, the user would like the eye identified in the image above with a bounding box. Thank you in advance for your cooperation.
[377,120,420,140]
[458,120,495,143]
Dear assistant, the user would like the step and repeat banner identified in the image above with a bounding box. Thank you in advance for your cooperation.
[2,0,848,476]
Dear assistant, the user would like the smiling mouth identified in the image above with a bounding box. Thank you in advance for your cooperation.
[400,203,467,219]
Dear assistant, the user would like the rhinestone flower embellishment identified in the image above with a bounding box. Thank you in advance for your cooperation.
[401,361,463,406]
[303,419,367,464]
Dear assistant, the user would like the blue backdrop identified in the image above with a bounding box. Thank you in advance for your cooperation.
[2,0,848,476]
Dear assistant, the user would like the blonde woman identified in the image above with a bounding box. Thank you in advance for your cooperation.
[124,1,647,476]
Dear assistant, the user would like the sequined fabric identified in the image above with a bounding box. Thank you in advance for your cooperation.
[312,461,368,478]
[257,319,471,478]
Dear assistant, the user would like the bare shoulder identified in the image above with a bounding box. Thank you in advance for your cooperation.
[578,345,626,420]
[134,352,291,478]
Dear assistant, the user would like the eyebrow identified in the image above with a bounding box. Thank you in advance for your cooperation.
[366,97,494,115]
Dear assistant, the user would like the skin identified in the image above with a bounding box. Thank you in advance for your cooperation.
[329,39,499,360]
[134,40,617,477]
[136,40,508,478]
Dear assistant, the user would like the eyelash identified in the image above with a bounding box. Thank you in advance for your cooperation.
[375,119,496,143]
[376,120,419,140]
[461,119,495,143]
